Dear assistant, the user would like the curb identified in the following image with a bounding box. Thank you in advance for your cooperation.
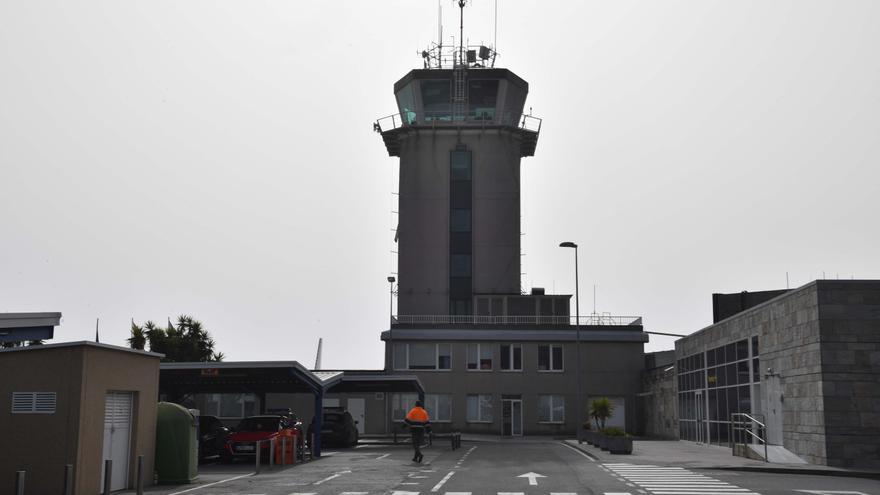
[708,465,880,480]
[561,440,880,480]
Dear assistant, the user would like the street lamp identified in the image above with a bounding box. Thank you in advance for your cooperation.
[388,276,396,370]
[559,241,582,443]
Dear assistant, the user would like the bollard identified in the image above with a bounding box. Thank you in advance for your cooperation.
[269,438,275,468]
[136,455,144,495]
[255,440,262,474]
[15,471,25,495]
[102,459,113,495]
[63,464,73,495]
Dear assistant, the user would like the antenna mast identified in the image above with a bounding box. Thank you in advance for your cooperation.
[458,0,466,66]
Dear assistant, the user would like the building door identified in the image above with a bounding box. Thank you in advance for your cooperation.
[764,374,783,445]
[502,399,523,436]
[102,392,133,492]
[694,390,706,444]
[348,398,365,435]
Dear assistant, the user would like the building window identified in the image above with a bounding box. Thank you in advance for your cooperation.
[466,394,493,422]
[537,344,563,371]
[425,394,452,422]
[392,393,419,421]
[500,344,522,371]
[538,395,565,423]
[467,343,493,370]
[393,343,452,370]
[205,393,257,418]
[11,392,56,414]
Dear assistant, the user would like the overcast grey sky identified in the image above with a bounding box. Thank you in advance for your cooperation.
[2,1,879,369]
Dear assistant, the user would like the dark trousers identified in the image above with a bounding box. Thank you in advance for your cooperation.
[411,428,425,458]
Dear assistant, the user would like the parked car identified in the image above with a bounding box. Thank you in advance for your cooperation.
[223,414,302,462]
[308,407,359,447]
[198,415,231,460]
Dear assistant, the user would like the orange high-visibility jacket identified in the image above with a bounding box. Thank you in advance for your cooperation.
[405,406,430,428]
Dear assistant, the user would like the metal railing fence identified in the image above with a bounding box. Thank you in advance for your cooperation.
[392,314,642,326]
[730,412,769,462]
[375,111,542,134]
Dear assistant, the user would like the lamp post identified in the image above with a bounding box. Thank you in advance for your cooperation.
[559,241,582,443]
[388,276,396,370]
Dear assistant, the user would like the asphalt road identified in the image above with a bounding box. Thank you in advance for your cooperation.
[141,441,880,495]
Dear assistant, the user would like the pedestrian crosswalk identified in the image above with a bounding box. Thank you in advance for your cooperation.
[602,463,761,495]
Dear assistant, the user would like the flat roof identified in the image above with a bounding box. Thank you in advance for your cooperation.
[0,312,62,328]
[380,327,648,343]
[0,340,163,358]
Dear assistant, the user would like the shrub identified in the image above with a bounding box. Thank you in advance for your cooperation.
[601,426,627,437]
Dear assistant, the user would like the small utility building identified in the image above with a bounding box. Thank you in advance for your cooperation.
[0,340,161,494]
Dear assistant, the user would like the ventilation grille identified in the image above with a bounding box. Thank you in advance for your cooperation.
[12,392,56,414]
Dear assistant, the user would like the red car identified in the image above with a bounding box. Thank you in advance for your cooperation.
[223,415,302,462]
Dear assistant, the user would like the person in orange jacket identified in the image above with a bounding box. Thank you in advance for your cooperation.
[404,400,430,463]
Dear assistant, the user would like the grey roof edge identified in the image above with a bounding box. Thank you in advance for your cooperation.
[160,360,333,391]
[0,340,163,358]
[680,280,822,343]
[0,312,62,329]
[379,328,648,343]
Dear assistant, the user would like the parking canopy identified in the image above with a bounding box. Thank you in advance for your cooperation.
[159,362,424,457]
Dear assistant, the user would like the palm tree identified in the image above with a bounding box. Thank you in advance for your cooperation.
[128,315,222,362]
[589,397,614,430]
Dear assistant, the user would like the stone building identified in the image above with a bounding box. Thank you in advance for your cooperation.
[673,280,880,469]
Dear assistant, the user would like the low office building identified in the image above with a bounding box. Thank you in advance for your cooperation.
[0,340,161,494]
[673,280,880,469]
[383,313,647,436]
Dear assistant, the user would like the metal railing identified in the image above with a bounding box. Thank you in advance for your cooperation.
[730,413,769,462]
[392,315,642,326]
[375,110,542,134]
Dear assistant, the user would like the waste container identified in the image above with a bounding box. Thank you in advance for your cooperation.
[155,402,199,484]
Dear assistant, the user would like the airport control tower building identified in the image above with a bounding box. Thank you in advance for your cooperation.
[374,6,645,436]
[375,34,541,318]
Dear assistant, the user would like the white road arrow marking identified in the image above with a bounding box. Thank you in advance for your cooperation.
[517,472,546,486]
[796,491,871,495]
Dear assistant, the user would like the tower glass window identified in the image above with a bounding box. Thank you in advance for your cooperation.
[468,80,499,121]
[449,146,473,315]
[421,80,452,121]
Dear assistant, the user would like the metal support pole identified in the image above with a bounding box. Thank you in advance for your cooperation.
[269,438,275,468]
[282,436,287,465]
[63,464,73,495]
[255,441,261,474]
[102,460,113,495]
[15,471,25,495]
[136,455,144,495]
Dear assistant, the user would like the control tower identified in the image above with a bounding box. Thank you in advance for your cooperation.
[374,17,541,318]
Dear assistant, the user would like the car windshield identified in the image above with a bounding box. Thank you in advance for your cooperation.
[235,417,280,432]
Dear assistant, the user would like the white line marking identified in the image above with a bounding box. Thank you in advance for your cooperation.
[498,492,525,495]
[376,453,391,459]
[392,491,420,495]
[340,492,369,495]
[400,482,419,485]
[167,473,253,495]
[559,441,596,462]
[313,470,352,485]
[551,493,578,495]
[431,471,455,492]
[286,493,316,495]
[445,493,471,495]
[604,493,633,495]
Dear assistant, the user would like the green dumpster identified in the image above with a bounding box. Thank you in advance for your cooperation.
[155,402,198,484]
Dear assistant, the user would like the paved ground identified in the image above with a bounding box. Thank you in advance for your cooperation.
[128,440,880,495]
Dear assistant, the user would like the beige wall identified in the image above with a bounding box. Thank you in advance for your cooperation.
[0,347,84,495]
[0,343,159,495]
[76,346,159,494]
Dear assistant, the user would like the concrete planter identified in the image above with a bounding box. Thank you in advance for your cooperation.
[583,430,599,446]
[603,435,633,454]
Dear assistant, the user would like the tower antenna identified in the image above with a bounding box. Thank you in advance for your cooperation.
[458,0,466,66]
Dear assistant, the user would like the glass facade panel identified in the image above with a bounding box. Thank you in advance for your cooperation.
[438,343,452,369]
[466,394,493,422]
[421,80,451,120]
[426,394,452,422]
[409,343,436,369]
[451,254,472,277]
[468,80,499,120]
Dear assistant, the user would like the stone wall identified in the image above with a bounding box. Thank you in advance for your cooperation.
[817,281,880,469]
[639,351,677,438]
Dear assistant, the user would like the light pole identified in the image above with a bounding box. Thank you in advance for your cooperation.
[559,241,582,443]
[388,276,396,370]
